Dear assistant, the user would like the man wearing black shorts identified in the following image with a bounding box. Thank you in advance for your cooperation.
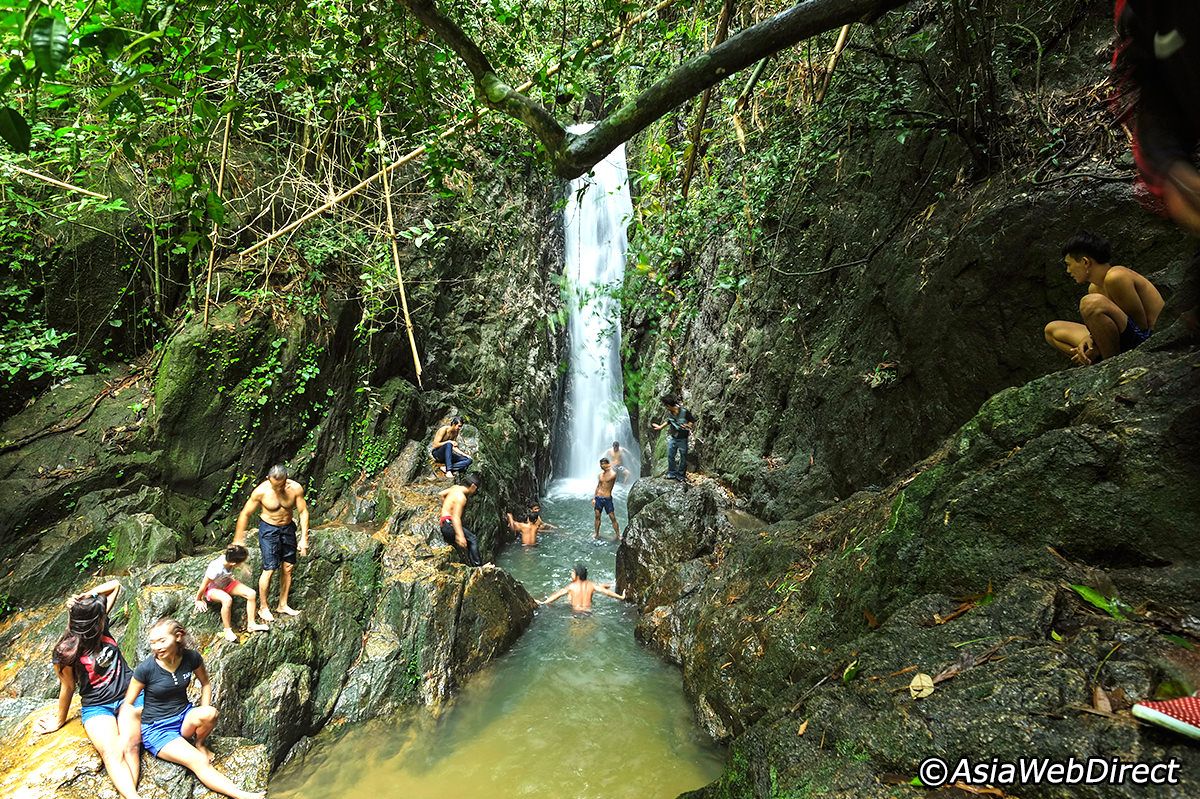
[438,473,483,566]
[234,464,310,621]
[592,457,619,542]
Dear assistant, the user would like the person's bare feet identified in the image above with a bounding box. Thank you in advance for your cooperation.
[222,628,237,643]
[247,622,269,633]
[258,607,275,623]
[277,605,301,617]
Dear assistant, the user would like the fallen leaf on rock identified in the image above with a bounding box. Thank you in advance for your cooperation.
[1093,685,1112,714]
[933,601,975,625]
[951,782,1008,796]
[934,662,962,683]
[887,664,919,678]
[864,609,879,628]
[1067,703,1120,720]
[909,673,935,699]
[797,719,809,736]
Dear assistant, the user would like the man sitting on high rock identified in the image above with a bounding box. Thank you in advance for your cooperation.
[1043,232,1164,365]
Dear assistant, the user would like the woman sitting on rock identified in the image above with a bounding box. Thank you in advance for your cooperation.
[122,618,262,799]
[36,580,145,799]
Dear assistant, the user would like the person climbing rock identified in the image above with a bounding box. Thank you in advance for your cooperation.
[1112,0,1200,335]
[37,583,145,799]
[592,457,620,541]
[604,440,631,483]
[506,509,547,546]
[538,563,626,612]
[430,416,472,479]
[123,619,262,799]
[233,464,310,622]
[652,394,695,480]
[193,544,269,642]
[438,472,483,566]
[1043,232,1163,364]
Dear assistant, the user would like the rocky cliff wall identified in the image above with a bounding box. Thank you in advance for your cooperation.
[619,339,1200,798]
[624,1,1196,523]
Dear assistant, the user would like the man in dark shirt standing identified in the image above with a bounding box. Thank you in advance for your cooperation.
[652,394,695,481]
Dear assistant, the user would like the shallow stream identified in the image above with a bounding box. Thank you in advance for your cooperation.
[271,481,724,798]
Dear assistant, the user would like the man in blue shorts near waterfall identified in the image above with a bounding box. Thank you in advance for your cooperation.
[593,458,620,541]
[652,394,695,481]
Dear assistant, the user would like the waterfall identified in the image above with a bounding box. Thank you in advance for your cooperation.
[558,128,641,485]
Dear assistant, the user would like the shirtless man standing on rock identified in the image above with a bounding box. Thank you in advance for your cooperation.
[438,473,483,566]
[592,457,619,542]
[539,563,626,611]
[234,465,309,622]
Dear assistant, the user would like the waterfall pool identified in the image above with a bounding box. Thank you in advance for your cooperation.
[270,484,724,798]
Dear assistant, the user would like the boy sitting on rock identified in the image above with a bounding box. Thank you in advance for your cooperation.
[194,544,270,642]
[1044,232,1164,365]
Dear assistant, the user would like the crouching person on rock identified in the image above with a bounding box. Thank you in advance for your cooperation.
[194,544,269,643]
[37,581,144,799]
[123,618,263,799]
[438,472,483,566]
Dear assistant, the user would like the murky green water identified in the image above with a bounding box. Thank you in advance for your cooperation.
[271,481,724,799]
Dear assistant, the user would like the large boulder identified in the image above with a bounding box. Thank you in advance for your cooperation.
[623,344,1200,797]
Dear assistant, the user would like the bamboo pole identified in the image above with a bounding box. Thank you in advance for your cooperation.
[2,163,109,199]
[815,24,852,103]
[375,109,424,387]
[235,0,685,261]
[681,0,735,202]
[203,47,243,327]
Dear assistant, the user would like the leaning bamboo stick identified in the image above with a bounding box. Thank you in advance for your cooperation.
[203,47,243,327]
[681,0,736,201]
[375,109,424,387]
[3,163,109,199]
[815,24,851,103]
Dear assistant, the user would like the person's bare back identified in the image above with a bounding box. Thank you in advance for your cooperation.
[540,564,625,612]
[506,512,542,546]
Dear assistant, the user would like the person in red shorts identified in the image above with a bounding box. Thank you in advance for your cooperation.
[194,544,269,643]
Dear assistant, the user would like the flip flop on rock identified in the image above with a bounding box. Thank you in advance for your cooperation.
[1132,696,1200,740]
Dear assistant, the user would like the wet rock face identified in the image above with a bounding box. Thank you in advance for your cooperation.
[624,346,1200,797]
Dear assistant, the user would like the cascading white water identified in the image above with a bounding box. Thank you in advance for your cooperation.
[559,127,641,484]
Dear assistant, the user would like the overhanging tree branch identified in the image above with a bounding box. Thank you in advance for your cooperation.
[399,0,910,178]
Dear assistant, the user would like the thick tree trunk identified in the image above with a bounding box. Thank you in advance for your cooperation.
[398,0,910,178]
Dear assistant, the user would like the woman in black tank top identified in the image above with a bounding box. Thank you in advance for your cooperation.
[36,581,143,799]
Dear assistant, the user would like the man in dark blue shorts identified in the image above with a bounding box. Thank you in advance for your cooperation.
[234,464,310,621]
[1043,233,1164,365]
[592,457,620,541]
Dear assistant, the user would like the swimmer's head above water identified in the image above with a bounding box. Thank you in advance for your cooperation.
[572,563,588,581]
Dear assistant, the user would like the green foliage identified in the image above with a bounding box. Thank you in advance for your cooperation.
[0,283,85,385]
[75,528,118,572]
[1069,584,1129,620]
